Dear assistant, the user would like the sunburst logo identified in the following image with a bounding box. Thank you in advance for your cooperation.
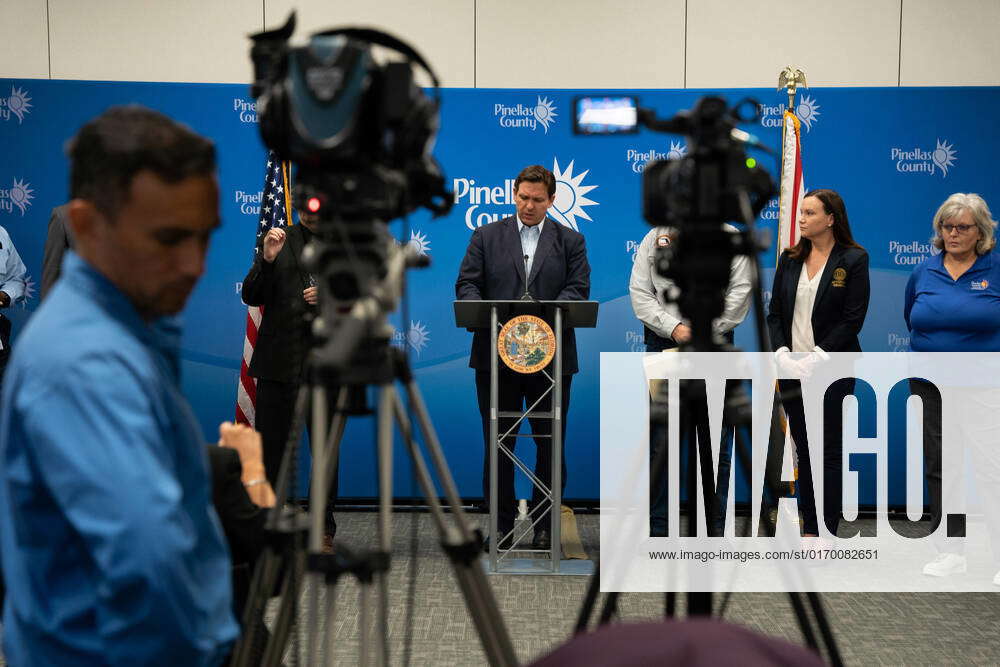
[667,141,687,160]
[20,275,36,308]
[891,139,958,178]
[1,178,35,216]
[795,95,821,131]
[932,139,957,177]
[405,320,430,354]
[407,230,431,256]
[533,96,558,133]
[0,86,33,124]
[549,158,599,232]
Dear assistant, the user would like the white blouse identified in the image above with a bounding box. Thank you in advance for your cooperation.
[791,262,826,352]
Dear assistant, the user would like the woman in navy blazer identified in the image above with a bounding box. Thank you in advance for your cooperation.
[767,189,870,537]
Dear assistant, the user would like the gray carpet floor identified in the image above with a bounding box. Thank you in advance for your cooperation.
[2,511,997,665]
[258,511,1000,666]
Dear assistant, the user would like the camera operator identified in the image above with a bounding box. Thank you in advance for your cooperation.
[629,224,751,536]
[0,106,239,665]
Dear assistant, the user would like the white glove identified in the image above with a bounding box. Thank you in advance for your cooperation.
[774,347,813,379]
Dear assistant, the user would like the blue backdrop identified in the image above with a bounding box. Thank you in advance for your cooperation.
[2,80,998,504]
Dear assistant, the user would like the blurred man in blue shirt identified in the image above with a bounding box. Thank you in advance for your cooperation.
[0,106,239,665]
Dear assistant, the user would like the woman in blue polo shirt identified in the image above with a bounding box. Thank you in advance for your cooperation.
[904,192,1000,583]
[905,193,1000,351]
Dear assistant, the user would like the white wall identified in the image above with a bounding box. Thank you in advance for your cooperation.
[2,0,999,87]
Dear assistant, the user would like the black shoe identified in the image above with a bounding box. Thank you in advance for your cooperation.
[532,528,551,550]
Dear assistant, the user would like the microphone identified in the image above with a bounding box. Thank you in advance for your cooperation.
[521,254,536,301]
[730,128,774,154]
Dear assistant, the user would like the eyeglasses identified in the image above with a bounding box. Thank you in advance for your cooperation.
[941,224,974,235]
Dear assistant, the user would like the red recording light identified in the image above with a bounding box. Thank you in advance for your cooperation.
[307,197,322,213]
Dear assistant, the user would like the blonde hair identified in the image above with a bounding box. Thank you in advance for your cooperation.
[931,193,997,255]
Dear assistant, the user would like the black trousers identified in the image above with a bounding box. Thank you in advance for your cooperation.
[475,369,572,533]
[780,378,853,536]
[255,378,339,532]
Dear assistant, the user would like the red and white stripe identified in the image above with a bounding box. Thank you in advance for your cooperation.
[235,305,262,426]
[776,109,808,487]
[777,109,805,256]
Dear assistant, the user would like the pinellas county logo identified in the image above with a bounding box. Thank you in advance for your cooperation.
[758,94,821,130]
[494,95,557,133]
[0,178,35,215]
[234,189,263,217]
[888,240,941,265]
[233,98,257,124]
[625,141,686,173]
[393,320,430,355]
[0,86,32,124]
[890,139,957,177]
[454,158,598,231]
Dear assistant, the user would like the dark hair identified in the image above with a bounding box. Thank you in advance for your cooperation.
[786,188,863,260]
[68,105,216,219]
[513,165,556,198]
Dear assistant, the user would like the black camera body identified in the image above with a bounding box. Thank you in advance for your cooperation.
[574,94,775,349]
[250,14,451,222]
[640,97,774,228]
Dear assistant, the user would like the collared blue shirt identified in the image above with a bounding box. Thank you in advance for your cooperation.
[904,251,1000,351]
[517,216,545,278]
[0,252,238,666]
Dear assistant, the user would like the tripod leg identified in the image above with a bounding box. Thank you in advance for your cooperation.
[806,592,844,666]
[232,544,287,667]
[307,384,329,664]
[574,567,602,633]
[308,386,349,665]
[597,591,619,625]
[375,385,395,667]
[263,548,306,666]
[787,592,819,651]
[393,379,518,666]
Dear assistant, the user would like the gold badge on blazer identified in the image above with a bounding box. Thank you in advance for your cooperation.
[498,315,556,373]
[832,267,847,287]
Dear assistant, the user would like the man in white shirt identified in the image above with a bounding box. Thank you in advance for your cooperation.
[629,224,752,536]
[629,224,751,351]
[0,225,27,391]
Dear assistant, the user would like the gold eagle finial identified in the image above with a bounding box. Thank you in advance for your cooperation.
[777,67,807,110]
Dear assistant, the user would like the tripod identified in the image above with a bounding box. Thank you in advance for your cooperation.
[574,194,843,666]
[233,347,517,666]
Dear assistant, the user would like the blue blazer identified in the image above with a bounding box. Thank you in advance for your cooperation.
[767,243,870,352]
[455,216,591,373]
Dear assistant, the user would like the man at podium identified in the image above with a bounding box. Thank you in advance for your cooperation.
[455,164,591,550]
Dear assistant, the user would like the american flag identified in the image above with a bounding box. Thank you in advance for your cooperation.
[235,152,292,427]
[776,108,806,491]
[776,109,805,257]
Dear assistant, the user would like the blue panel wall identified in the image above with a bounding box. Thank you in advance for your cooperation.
[2,81,998,503]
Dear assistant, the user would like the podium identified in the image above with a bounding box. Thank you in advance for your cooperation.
[455,299,598,575]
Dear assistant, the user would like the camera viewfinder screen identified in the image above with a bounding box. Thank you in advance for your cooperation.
[573,96,639,135]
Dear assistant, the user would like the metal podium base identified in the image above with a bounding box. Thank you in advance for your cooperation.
[483,557,595,576]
